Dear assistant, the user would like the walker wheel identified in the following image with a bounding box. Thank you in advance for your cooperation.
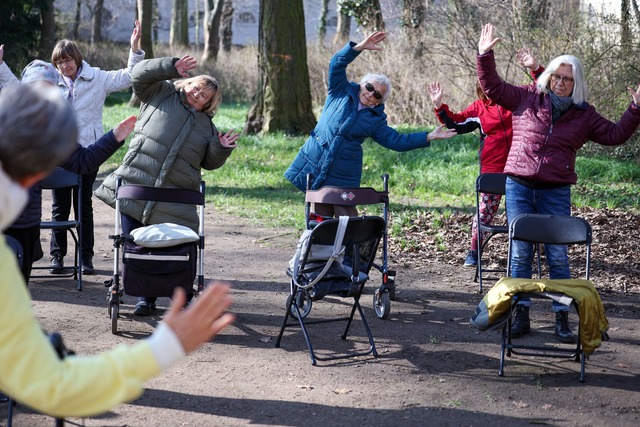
[373,289,391,320]
[110,302,119,334]
[286,292,312,319]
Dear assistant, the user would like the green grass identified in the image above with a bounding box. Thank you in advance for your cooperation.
[102,93,640,231]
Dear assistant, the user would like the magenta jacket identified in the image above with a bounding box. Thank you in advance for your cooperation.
[477,51,640,185]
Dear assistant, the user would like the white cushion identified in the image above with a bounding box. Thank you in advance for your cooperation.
[130,223,199,248]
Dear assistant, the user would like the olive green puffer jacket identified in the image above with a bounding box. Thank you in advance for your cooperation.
[95,57,233,231]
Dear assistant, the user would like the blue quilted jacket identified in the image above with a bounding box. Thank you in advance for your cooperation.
[285,42,429,192]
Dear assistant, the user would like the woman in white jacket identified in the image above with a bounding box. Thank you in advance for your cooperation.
[48,20,145,276]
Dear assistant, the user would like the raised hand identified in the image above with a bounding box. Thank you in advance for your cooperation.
[163,283,235,354]
[0,44,4,64]
[516,47,539,70]
[130,20,142,52]
[113,115,137,142]
[428,82,444,108]
[628,84,640,105]
[218,129,240,148]
[354,31,386,52]
[478,23,501,55]
[175,55,197,78]
[427,124,457,142]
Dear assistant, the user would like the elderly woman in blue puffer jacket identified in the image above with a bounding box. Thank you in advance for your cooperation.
[284,31,456,217]
[285,31,456,217]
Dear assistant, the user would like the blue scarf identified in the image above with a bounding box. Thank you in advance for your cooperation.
[549,91,573,124]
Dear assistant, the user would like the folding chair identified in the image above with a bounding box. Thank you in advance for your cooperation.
[275,215,386,365]
[473,173,509,293]
[303,174,396,319]
[498,214,607,382]
[31,168,83,291]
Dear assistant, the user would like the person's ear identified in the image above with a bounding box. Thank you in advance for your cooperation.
[17,171,48,188]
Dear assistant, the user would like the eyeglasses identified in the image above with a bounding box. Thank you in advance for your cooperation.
[550,74,574,85]
[54,58,75,68]
[364,82,383,100]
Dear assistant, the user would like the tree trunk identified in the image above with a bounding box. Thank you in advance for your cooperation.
[332,11,350,46]
[171,0,189,47]
[130,0,155,108]
[221,0,234,52]
[73,0,82,39]
[91,0,104,45]
[317,0,329,48]
[244,0,316,135]
[40,0,56,58]
[202,0,224,63]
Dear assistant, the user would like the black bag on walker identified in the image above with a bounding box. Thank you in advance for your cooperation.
[121,239,197,297]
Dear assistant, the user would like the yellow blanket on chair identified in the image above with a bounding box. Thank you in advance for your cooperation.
[470,277,609,355]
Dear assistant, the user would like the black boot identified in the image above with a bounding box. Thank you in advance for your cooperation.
[555,311,576,343]
[510,305,531,338]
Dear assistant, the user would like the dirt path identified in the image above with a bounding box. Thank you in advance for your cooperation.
[4,188,640,427]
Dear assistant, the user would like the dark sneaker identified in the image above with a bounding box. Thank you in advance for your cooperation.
[82,257,94,275]
[133,301,156,316]
[49,254,64,274]
[464,250,478,267]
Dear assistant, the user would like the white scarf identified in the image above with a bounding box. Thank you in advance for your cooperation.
[0,164,28,231]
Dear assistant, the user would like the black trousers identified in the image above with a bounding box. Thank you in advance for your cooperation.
[49,170,97,259]
[5,225,41,284]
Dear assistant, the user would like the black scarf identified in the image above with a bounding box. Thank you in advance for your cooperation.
[549,91,573,124]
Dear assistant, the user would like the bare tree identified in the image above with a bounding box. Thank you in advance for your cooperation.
[318,0,329,48]
[91,0,104,45]
[244,0,316,135]
[221,0,234,52]
[73,0,82,39]
[170,0,189,47]
[40,0,56,57]
[333,10,351,46]
[203,0,224,62]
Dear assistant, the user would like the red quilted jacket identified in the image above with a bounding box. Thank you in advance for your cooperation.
[478,51,640,185]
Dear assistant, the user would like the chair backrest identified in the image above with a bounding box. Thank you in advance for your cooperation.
[40,167,81,190]
[508,213,592,280]
[116,183,205,206]
[509,214,592,245]
[476,173,507,195]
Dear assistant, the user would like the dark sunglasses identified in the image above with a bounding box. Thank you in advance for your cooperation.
[364,82,383,100]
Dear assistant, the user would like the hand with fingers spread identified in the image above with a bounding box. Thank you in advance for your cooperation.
[219,129,240,148]
[516,47,539,71]
[478,23,501,55]
[428,82,444,109]
[163,283,235,353]
[628,84,640,105]
[354,31,386,52]
[427,124,457,142]
[175,55,197,78]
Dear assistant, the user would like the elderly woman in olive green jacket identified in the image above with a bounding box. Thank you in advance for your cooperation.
[96,54,239,316]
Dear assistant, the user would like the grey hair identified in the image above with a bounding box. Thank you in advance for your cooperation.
[360,73,392,103]
[537,55,587,104]
[0,85,78,180]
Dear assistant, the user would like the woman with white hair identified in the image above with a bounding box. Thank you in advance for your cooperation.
[285,31,456,218]
[477,23,640,343]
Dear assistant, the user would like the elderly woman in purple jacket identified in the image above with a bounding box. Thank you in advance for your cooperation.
[285,31,455,217]
[477,24,640,343]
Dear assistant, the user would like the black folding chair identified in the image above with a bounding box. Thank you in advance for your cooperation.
[499,214,601,382]
[31,168,83,291]
[275,215,386,365]
[473,173,509,293]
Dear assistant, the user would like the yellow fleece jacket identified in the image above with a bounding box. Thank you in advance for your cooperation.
[0,237,162,417]
[470,277,609,355]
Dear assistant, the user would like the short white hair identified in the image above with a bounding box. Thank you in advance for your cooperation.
[359,73,392,102]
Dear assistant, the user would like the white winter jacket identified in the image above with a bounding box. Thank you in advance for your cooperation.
[56,49,145,147]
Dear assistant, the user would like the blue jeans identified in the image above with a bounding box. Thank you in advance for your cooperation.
[506,178,571,312]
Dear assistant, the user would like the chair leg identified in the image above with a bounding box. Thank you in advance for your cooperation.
[499,325,507,377]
